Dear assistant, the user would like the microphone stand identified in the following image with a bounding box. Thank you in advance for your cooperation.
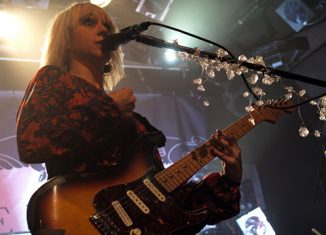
[135,34,326,88]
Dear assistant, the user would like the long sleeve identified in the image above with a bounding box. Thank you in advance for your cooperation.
[177,172,240,225]
[16,66,123,176]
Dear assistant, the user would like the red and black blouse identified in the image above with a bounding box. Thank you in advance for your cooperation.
[16,65,240,226]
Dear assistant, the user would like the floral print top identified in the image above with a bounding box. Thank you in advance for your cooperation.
[16,65,240,228]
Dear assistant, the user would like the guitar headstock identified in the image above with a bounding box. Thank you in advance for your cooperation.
[253,99,296,124]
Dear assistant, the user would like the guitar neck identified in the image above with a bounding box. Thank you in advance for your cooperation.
[154,110,264,192]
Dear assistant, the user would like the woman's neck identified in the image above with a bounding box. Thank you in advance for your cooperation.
[69,59,104,89]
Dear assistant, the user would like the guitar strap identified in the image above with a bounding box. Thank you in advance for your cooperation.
[133,111,166,148]
[129,112,167,170]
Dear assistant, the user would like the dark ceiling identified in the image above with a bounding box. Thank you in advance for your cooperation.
[0,0,326,234]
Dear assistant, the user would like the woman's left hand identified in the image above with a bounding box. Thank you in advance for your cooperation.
[210,129,242,184]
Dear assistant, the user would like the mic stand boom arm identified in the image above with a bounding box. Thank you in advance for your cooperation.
[135,34,326,88]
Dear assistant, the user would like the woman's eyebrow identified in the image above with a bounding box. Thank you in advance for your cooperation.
[80,12,95,20]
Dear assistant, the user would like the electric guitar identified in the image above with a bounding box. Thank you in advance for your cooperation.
[27,100,294,235]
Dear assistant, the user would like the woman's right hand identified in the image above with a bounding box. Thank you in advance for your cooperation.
[110,88,136,117]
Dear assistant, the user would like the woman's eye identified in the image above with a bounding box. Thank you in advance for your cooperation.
[82,16,96,26]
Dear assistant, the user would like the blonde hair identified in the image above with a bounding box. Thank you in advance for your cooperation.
[41,2,124,91]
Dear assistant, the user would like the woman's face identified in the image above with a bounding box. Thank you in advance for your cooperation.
[69,8,113,66]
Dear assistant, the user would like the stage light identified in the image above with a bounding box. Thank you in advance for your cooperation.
[0,11,22,40]
[90,0,112,8]
[135,0,174,21]
[164,48,177,62]
[276,0,314,32]
[12,0,49,10]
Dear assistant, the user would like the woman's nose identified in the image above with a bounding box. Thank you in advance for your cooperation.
[98,23,109,35]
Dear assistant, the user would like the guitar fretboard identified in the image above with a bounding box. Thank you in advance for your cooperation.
[154,109,264,192]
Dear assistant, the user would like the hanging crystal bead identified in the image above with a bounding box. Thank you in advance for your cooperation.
[284,86,294,92]
[217,48,228,57]
[252,87,265,96]
[202,100,210,107]
[299,127,309,137]
[238,55,247,61]
[256,100,264,106]
[206,69,215,78]
[247,74,259,84]
[320,96,326,106]
[254,56,265,66]
[226,70,235,80]
[314,130,321,137]
[197,85,205,92]
[310,100,317,105]
[299,89,306,97]
[193,78,203,85]
[320,107,326,120]
[245,105,254,112]
[243,91,250,97]
[262,75,275,85]
[285,93,293,100]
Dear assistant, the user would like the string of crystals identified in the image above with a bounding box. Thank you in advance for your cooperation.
[177,48,325,138]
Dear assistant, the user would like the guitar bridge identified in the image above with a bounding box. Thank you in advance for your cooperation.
[89,212,121,235]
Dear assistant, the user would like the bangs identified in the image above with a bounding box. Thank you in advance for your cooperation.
[72,3,117,34]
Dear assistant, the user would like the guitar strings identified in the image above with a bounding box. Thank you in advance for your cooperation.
[94,160,195,221]
[96,155,201,220]
[95,147,212,222]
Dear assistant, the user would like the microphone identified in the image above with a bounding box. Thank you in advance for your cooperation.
[102,22,151,51]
